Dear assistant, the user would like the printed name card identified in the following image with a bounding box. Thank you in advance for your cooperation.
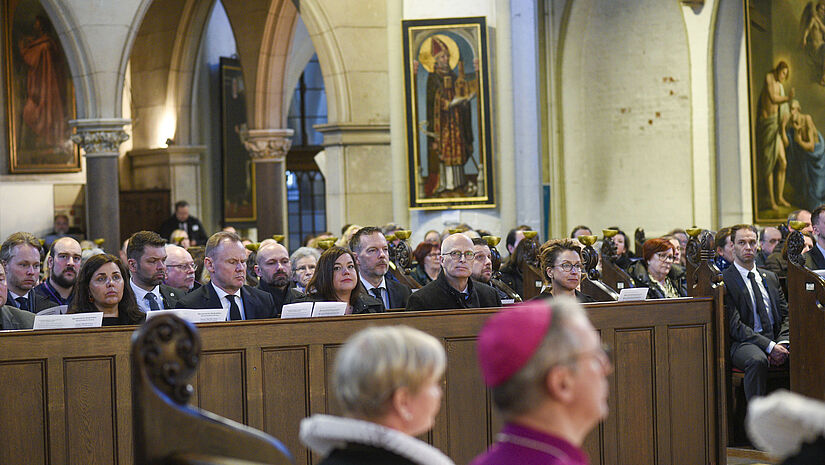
[501,299,516,305]
[145,308,229,323]
[281,302,314,319]
[311,301,348,317]
[33,312,103,330]
[618,287,648,302]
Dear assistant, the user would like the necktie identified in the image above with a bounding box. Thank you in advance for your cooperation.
[371,288,386,308]
[226,295,242,321]
[16,296,29,312]
[748,272,774,339]
[145,293,161,311]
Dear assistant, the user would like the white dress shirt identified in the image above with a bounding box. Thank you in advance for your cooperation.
[211,282,246,321]
[130,278,164,312]
[361,277,389,309]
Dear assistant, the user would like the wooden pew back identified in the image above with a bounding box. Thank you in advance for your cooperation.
[0,300,724,465]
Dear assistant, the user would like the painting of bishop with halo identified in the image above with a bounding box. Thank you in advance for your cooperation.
[403,17,494,210]
[4,0,79,173]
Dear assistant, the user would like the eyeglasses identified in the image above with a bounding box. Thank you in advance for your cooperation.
[167,262,197,271]
[442,250,475,260]
[555,262,583,272]
[654,252,675,263]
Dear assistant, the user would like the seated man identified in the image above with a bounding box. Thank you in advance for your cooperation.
[470,237,509,301]
[0,232,55,313]
[158,200,208,246]
[470,299,611,465]
[766,209,813,277]
[43,214,82,248]
[164,244,200,291]
[34,236,82,306]
[805,204,825,269]
[406,233,501,311]
[724,224,789,401]
[127,231,183,311]
[0,261,34,329]
[350,227,411,310]
[757,226,781,268]
[254,242,303,317]
[176,232,275,320]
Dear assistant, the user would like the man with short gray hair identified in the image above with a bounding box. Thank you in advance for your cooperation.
[470,299,611,465]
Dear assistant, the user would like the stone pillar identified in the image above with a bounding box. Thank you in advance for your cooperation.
[127,146,206,217]
[240,129,293,242]
[70,119,130,254]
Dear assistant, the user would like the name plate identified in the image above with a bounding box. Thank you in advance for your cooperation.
[501,299,516,305]
[281,302,314,319]
[145,308,228,323]
[33,312,103,330]
[618,287,648,302]
[312,301,348,317]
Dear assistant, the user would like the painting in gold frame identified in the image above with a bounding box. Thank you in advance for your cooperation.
[403,17,494,210]
[3,0,79,173]
[745,0,825,222]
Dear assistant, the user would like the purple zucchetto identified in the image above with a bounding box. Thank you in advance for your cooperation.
[477,302,553,387]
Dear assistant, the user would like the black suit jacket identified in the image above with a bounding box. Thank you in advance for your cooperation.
[406,271,502,311]
[722,264,789,353]
[804,244,825,270]
[386,279,412,310]
[158,215,209,245]
[6,290,57,313]
[175,282,275,320]
[159,284,185,309]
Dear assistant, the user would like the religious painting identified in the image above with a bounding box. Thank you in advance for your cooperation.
[3,0,79,173]
[745,1,825,222]
[403,17,495,210]
[220,57,256,224]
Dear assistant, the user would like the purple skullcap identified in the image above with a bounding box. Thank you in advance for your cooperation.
[477,301,553,387]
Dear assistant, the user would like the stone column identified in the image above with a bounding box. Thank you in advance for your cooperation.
[70,118,130,254]
[240,129,293,242]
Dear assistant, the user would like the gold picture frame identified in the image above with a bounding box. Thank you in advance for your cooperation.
[402,17,495,210]
[3,0,79,173]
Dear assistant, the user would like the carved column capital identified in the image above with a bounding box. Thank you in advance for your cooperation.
[240,128,294,163]
[70,118,131,157]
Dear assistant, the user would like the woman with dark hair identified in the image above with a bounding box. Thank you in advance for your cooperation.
[532,239,595,303]
[410,242,441,286]
[627,238,687,299]
[68,254,144,325]
[607,227,635,269]
[499,236,538,298]
[304,246,383,314]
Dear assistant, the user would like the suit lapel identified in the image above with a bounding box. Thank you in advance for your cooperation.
[205,284,221,309]
[815,246,825,269]
[761,270,780,330]
[240,287,255,319]
[727,267,755,323]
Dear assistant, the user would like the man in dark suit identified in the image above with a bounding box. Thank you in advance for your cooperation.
[158,200,208,245]
[0,232,55,313]
[176,231,275,320]
[0,261,34,329]
[351,227,411,310]
[254,242,303,317]
[127,231,184,312]
[756,226,781,268]
[805,204,825,270]
[723,224,789,401]
[407,233,501,311]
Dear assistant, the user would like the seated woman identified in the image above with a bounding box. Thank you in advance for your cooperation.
[290,246,320,293]
[532,239,595,303]
[410,241,441,286]
[300,325,454,465]
[68,254,144,325]
[627,238,687,299]
[607,227,635,269]
[303,246,383,314]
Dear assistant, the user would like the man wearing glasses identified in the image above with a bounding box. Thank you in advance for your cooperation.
[406,233,501,311]
[164,244,200,292]
[471,299,611,465]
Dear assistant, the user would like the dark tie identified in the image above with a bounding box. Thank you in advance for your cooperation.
[15,296,29,312]
[145,293,161,311]
[748,272,774,339]
[371,288,385,308]
[226,295,242,321]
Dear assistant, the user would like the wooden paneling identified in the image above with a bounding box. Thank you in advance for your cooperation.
[0,360,47,465]
[261,347,310,465]
[197,351,247,424]
[615,329,656,465]
[64,357,117,465]
[0,298,724,465]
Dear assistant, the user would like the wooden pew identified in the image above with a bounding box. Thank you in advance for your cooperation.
[786,230,825,401]
[579,235,618,301]
[132,314,292,464]
[0,300,725,465]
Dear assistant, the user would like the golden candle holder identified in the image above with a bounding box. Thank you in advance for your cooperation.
[94,238,105,246]
[318,239,336,250]
[789,220,807,231]
[394,230,411,240]
[523,230,538,240]
[578,235,597,246]
[602,229,618,238]
[448,228,463,234]
[272,234,285,243]
[686,227,702,238]
[245,242,260,252]
[385,233,397,242]
[483,236,501,247]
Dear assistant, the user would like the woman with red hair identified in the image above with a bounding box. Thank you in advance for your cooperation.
[626,238,687,299]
